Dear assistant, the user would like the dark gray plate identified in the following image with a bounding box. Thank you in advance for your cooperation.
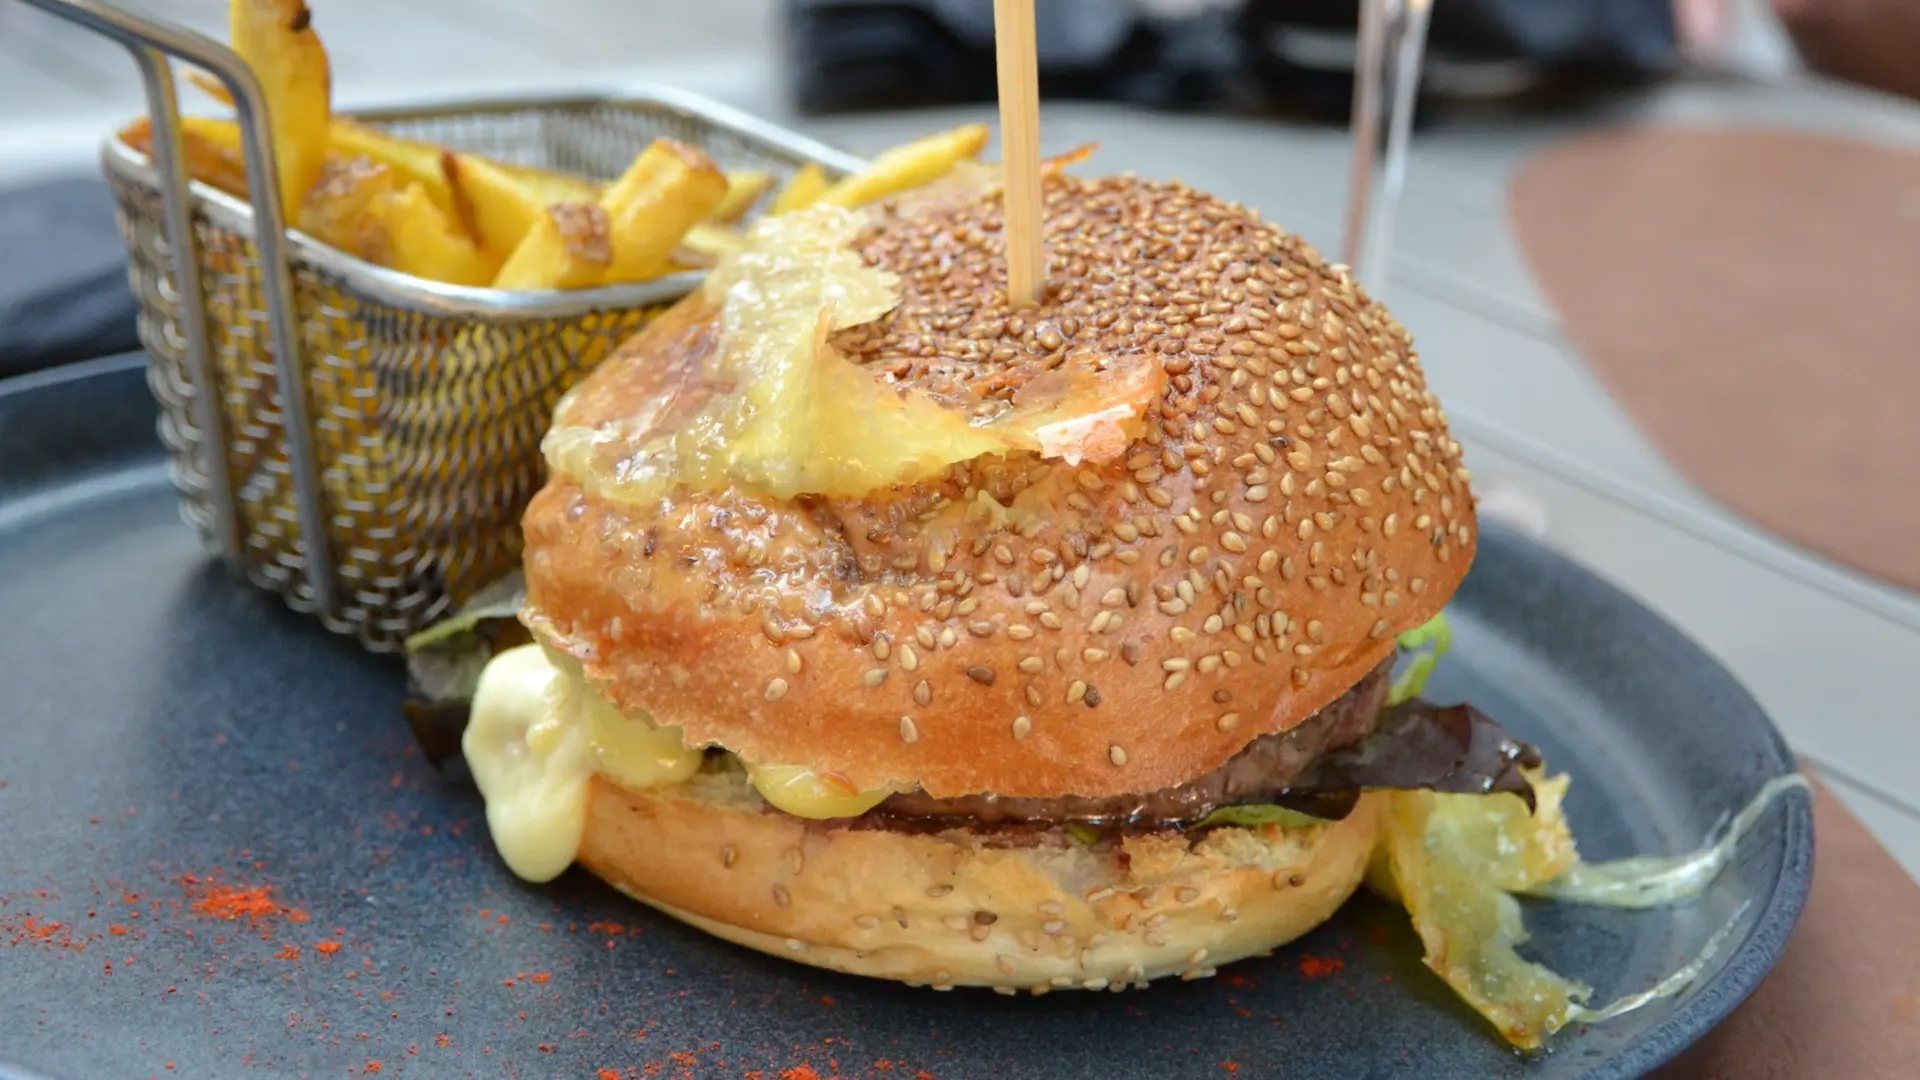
[0,356,1812,1080]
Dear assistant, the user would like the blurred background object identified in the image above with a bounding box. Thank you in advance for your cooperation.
[0,176,139,377]
[785,0,1701,118]
[1774,0,1920,101]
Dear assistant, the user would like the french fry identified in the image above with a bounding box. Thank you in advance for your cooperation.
[498,164,601,206]
[672,222,747,269]
[184,69,237,108]
[491,202,613,290]
[441,153,612,266]
[599,139,727,284]
[768,163,829,215]
[710,169,773,224]
[328,121,461,223]
[298,156,395,255]
[357,183,497,287]
[815,123,990,209]
[598,141,676,213]
[441,152,546,267]
[118,116,251,198]
[228,0,332,214]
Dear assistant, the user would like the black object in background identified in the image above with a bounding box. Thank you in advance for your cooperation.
[0,176,140,378]
[785,0,1683,119]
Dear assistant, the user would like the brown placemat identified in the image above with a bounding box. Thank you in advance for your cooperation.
[1650,773,1919,1079]
[1508,127,1920,591]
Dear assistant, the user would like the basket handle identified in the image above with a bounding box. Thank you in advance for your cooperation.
[17,0,339,614]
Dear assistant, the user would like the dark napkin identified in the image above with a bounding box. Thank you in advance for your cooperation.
[0,175,140,377]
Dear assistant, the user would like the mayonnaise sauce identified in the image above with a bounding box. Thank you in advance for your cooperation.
[465,644,895,882]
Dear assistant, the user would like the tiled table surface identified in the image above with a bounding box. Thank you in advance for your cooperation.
[4,0,1918,878]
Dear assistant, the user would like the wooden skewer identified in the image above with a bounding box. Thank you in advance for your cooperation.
[993,0,1045,309]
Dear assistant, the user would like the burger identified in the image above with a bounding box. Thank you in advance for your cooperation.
[446,165,1542,997]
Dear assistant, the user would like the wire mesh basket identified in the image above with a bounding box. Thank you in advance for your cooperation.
[33,2,862,652]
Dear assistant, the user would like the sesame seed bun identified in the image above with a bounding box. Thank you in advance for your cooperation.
[523,172,1475,799]
[578,767,1386,991]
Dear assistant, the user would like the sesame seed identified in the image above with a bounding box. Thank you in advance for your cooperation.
[722,844,737,868]
[764,678,789,702]
[857,914,879,929]
[1165,672,1188,691]
[1008,624,1035,640]
[927,883,954,897]
[1216,713,1240,731]
[942,915,970,932]
[1177,888,1201,904]
[1108,744,1128,766]
[1067,680,1088,704]
[899,716,919,744]
[1011,715,1032,740]
[1043,921,1067,936]
[785,650,802,674]
[913,680,932,706]
[772,886,790,908]
[785,938,805,952]
[1082,648,1109,663]
[966,666,996,686]
[863,669,888,688]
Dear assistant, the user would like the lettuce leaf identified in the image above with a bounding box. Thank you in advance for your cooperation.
[400,572,531,768]
[1389,610,1452,705]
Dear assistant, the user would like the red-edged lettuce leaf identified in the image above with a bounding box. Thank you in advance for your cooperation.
[1230,701,1542,824]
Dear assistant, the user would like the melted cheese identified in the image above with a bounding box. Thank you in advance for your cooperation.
[542,206,1161,508]
[466,644,897,882]
[747,763,894,820]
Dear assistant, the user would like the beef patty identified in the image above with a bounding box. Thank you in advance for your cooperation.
[877,658,1395,828]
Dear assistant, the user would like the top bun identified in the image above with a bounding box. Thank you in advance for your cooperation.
[521,172,1476,800]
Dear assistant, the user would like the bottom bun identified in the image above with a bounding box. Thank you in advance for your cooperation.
[576,767,1385,992]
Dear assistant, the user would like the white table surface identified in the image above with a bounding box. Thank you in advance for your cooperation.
[4,0,1916,879]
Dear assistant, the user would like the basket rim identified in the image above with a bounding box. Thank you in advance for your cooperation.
[102,82,870,321]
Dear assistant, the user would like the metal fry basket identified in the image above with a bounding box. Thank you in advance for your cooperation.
[26,0,863,651]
